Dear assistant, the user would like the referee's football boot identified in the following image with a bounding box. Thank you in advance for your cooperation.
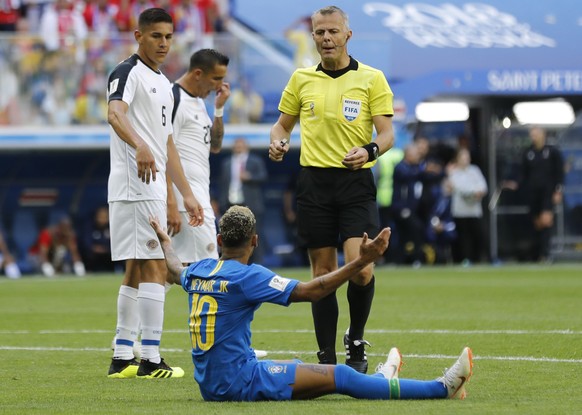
[343,330,371,374]
[316,347,337,365]
[137,358,185,379]
[436,347,473,399]
[375,347,403,380]
[107,358,139,379]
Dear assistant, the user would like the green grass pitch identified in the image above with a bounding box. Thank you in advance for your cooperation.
[1,264,581,414]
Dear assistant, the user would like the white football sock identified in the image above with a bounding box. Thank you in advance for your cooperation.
[113,285,139,360]
[137,282,165,364]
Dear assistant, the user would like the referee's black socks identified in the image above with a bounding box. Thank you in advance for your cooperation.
[312,291,339,354]
[347,276,375,340]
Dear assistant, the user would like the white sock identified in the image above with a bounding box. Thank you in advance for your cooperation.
[137,282,165,364]
[113,285,139,360]
[165,282,172,294]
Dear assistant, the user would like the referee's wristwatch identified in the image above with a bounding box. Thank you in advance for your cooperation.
[363,142,380,162]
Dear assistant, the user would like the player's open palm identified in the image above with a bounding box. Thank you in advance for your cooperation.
[149,216,171,244]
[359,227,391,262]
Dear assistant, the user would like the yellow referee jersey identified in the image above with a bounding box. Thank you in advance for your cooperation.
[279,58,394,168]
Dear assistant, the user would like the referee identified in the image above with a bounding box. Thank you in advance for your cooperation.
[269,5,394,373]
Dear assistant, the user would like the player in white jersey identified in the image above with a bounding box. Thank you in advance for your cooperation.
[167,49,231,264]
[106,8,204,380]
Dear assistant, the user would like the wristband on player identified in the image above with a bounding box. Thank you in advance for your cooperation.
[214,107,224,117]
[362,142,380,162]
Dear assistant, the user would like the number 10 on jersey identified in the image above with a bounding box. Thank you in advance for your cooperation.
[189,293,218,351]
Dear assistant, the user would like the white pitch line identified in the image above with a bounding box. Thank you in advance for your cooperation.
[1,346,581,364]
[1,328,581,335]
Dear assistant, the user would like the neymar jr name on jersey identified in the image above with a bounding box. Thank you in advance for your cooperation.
[190,279,229,293]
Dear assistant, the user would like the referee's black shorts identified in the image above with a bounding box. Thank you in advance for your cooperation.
[296,167,379,249]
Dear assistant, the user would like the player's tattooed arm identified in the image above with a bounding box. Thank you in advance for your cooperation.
[160,239,185,284]
[300,364,330,375]
[149,216,186,284]
[289,228,391,303]
[210,120,224,153]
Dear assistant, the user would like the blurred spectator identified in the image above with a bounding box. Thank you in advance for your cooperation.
[126,0,154,30]
[38,0,88,63]
[0,57,19,124]
[21,1,52,34]
[41,73,75,125]
[424,182,456,264]
[504,126,564,262]
[448,147,488,265]
[374,147,404,264]
[72,54,108,124]
[72,88,106,124]
[112,0,131,32]
[81,206,116,272]
[219,137,268,263]
[392,144,425,267]
[171,0,205,50]
[197,0,221,33]
[0,228,21,279]
[228,76,264,123]
[0,0,21,31]
[415,136,430,163]
[284,15,319,68]
[82,0,120,38]
[28,214,85,277]
[282,171,309,266]
[417,137,446,227]
[213,0,230,32]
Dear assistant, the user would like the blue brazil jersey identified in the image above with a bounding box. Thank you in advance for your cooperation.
[180,258,299,400]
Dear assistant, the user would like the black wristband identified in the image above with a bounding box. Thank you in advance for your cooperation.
[362,143,380,162]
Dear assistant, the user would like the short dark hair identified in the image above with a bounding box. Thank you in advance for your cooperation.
[189,49,230,72]
[218,206,256,248]
[138,8,173,30]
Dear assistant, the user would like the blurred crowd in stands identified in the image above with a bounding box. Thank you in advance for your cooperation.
[0,0,261,126]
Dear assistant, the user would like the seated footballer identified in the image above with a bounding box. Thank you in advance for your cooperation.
[149,205,473,401]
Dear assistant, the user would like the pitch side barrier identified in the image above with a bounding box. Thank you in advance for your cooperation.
[0,125,300,151]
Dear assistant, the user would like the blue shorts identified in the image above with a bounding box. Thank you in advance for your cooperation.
[199,359,300,401]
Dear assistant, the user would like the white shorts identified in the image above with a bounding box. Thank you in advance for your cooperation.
[109,200,167,261]
[171,209,218,263]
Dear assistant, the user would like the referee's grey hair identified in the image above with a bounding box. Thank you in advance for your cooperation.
[219,206,256,248]
[312,5,350,30]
